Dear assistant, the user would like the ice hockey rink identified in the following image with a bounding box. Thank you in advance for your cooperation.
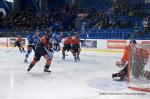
[0,48,149,99]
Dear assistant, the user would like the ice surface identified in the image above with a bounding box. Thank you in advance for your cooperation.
[0,48,149,99]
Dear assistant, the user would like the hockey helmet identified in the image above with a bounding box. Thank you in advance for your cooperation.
[35,30,40,35]
[74,32,79,36]
[45,31,52,38]
[35,30,40,32]
[25,31,29,34]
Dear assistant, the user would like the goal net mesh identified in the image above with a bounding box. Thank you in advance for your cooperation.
[128,44,150,92]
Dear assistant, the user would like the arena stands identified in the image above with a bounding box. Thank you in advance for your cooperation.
[0,0,150,39]
[12,5,76,32]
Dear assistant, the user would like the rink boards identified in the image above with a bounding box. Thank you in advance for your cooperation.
[1,37,150,53]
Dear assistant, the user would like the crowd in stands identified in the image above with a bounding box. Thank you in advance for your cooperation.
[12,5,76,32]
[0,15,12,29]
[0,1,150,37]
[0,4,76,33]
[82,2,145,30]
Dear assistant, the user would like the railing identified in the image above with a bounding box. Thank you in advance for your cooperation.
[1,29,150,40]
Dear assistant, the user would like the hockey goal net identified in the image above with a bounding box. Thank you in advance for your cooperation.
[128,44,150,92]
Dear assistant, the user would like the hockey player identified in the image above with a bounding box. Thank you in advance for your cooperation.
[52,32,63,52]
[71,32,81,62]
[112,40,137,80]
[62,34,72,59]
[27,30,53,72]
[14,34,26,52]
[24,30,41,63]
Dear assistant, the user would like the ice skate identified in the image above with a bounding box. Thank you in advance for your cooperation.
[77,57,80,61]
[75,57,77,62]
[27,67,31,72]
[27,63,34,72]
[44,69,51,73]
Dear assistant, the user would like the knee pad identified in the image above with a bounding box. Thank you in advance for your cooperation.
[44,54,49,59]
[33,56,40,62]
[44,54,53,60]
[32,60,38,64]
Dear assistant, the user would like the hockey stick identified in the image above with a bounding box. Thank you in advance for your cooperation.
[6,46,15,53]
[43,47,53,59]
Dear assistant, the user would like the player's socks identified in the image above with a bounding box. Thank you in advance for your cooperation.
[74,57,77,62]
[77,57,80,61]
[22,48,26,52]
[19,48,22,52]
